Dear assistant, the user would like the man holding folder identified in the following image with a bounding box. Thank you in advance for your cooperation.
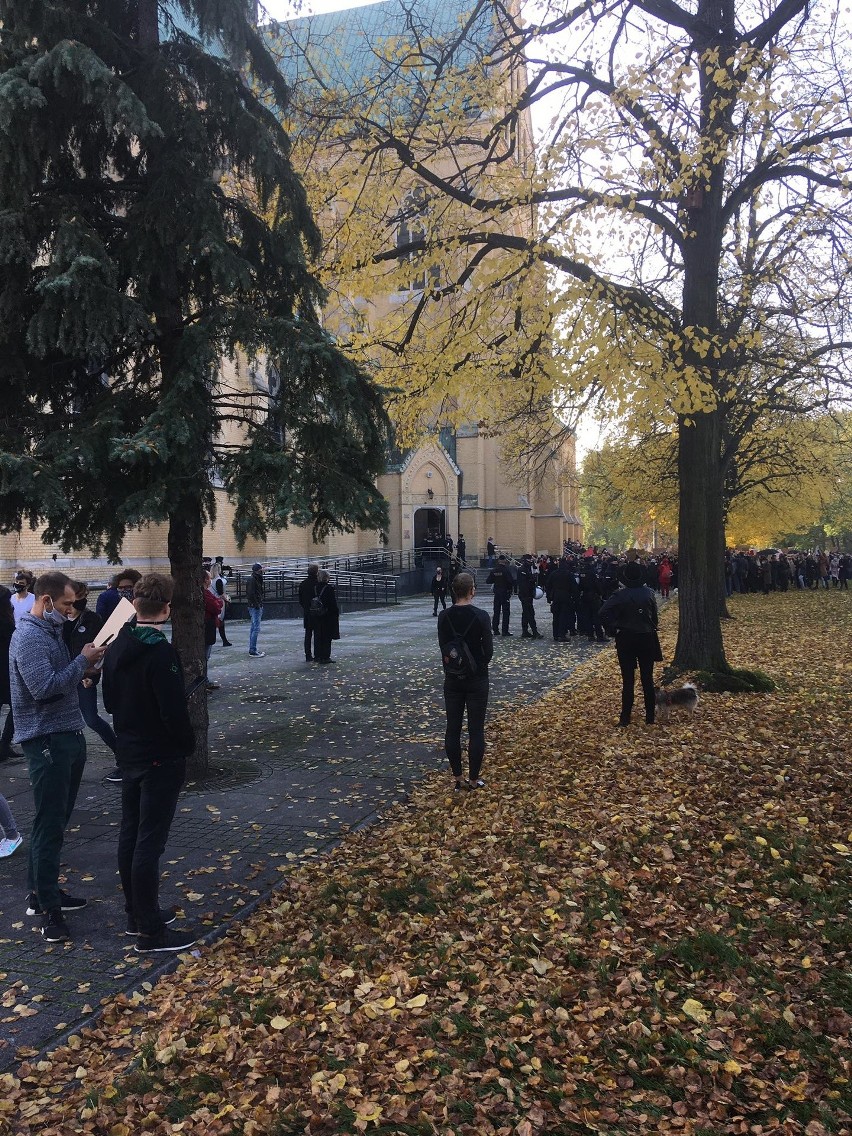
[11,572,106,941]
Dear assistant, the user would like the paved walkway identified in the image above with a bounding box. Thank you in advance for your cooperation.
[0,595,609,1070]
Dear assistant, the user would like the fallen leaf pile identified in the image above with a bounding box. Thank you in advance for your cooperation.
[2,592,849,1135]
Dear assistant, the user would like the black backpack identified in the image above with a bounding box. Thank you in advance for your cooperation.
[441,607,478,679]
[309,585,328,619]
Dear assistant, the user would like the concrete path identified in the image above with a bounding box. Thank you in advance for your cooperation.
[0,594,608,1070]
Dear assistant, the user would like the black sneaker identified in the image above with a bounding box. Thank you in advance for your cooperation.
[105,767,123,783]
[42,910,71,942]
[125,909,177,936]
[134,928,198,954]
[26,890,88,916]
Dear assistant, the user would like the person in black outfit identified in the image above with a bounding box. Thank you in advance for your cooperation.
[578,568,608,642]
[599,561,661,727]
[430,566,448,615]
[101,573,197,954]
[486,555,514,635]
[298,563,320,661]
[544,557,579,640]
[0,586,18,761]
[456,535,466,565]
[312,570,340,664]
[437,572,493,790]
[516,554,543,638]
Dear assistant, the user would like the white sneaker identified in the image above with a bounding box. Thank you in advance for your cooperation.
[0,834,23,858]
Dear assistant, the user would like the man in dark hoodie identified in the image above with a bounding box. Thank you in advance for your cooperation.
[10,572,106,941]
[102,573,197,954]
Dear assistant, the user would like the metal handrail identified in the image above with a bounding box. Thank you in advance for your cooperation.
[229,567,399,606]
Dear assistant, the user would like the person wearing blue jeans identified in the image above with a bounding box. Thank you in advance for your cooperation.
[65,583,122,782]
[10,571,105,941]
[246,563,265,657]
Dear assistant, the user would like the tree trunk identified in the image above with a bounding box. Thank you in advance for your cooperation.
[168,496,209,775]
[674,410,728,670]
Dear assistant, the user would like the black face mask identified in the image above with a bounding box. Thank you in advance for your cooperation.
[72,598,88,612]
[14,582,26,592]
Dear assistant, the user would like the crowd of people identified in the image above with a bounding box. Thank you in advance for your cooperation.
[726,549,850,594]
[2,540,847,948]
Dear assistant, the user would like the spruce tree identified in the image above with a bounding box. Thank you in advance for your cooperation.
[0,0,390,770]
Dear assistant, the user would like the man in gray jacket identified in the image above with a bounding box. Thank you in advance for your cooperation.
[10,572,105,941]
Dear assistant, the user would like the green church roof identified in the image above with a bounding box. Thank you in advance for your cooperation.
[264,0,494,97]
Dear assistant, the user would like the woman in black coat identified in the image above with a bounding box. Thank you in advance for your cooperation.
[599,561,661,727]
[312,570,340,664]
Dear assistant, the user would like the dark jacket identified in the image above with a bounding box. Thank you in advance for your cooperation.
[63,606,105,685]
[486,563,514,596]
[578,571,603,611]
[430,572,448,599]
[246,569,265,609]
[438,604,493,680]
[545,566,578,604]
[299,574,319,629]
[0,619,13,705]
[516,562,537,600]
[311,583,340,640]
[102,624,195,765]
[599,585,658,634]
[96,587,123,621]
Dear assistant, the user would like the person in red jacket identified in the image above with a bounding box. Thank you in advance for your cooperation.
[658,557,673,599]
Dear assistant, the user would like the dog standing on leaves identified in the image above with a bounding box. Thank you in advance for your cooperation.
[654,683,699,723]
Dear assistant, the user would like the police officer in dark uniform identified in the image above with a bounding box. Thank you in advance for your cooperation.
[516,554,543,639]
[486,555,515,636]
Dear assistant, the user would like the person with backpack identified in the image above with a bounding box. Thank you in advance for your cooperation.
[311,569,340,664]
[437,572,493,791]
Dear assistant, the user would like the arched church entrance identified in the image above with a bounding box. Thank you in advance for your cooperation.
[414,507,446,551]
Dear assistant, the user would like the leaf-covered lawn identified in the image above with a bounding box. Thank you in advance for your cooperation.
[4,592,850,1135]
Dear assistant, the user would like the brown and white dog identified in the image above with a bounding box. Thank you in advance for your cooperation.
[655,683,699,722]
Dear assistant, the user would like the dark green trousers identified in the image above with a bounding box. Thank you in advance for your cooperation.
[23,731,86,913]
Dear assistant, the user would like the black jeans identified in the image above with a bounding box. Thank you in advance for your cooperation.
[615,632,657,724]
[550,600,575,639]
[315,621,334,662]
[23,731,86,912]
[492,594,510,634]
[520,596,538,635]
[0,705,13,749]
[303,622,315,659]
[443,676,489,780]
[118,759,185,935]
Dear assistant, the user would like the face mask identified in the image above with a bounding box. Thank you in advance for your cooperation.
[14,582,26,592]
[72,598,87,612]
[44,603,67,626]
[118,588,134,600]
